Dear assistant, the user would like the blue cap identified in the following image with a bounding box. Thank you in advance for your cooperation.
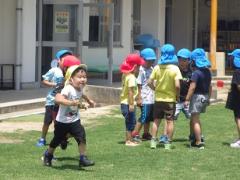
[140,48,157,61]
[55,49,72,60]
[191,48,211,68]
[228,49,240,68]
[158,44,178,65]
[177,48,191,59]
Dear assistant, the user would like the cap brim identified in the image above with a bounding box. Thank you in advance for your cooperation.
[120,64,136,73]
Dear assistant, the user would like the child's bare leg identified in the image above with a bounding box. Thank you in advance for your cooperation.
[132,122,143,135]
[191,113,201,144]
[151,118,161,138]
[78,143,86,155]
[41,124,49,139]
[166,119,174,141]
[143,122,150,134]
[235,117,240,139]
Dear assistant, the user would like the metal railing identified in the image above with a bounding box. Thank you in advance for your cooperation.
[0,64,15,90]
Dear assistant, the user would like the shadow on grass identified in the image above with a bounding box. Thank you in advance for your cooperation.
[52,164,94,171]
[172,138,188,142]
[117,141,125,144]
[56,156,78,162]
[222,142,230,146]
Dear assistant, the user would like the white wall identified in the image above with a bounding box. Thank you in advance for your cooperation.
[21,0,36,83]
[82,0,132,67]
[170,0,193,50]
[141,0,165,45]
[0,0,16,64]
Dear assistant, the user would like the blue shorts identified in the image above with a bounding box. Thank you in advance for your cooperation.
[120,104,136,131]
[138,104,154,124]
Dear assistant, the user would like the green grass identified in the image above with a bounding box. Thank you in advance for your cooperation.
[0,104,240,180]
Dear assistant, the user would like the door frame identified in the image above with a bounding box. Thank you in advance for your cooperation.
[36,0,83,86]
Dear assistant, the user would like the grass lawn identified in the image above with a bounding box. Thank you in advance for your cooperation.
[0,104,240,180]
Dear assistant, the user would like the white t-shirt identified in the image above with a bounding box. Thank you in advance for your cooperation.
[56,85,83,123]
[136,66,154,104]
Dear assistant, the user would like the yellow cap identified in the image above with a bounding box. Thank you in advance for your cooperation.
[64,64,87,85]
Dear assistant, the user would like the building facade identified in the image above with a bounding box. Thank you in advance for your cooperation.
[0,0,239,89]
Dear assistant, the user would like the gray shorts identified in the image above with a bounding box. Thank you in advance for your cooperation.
[189,94,209,114]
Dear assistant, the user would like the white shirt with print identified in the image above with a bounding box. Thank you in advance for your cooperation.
[56,85,83,123]
[136,66,154,104]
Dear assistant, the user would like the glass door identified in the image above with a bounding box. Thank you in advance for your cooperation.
[36,0,83,83]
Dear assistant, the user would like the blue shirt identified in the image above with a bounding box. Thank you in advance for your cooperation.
[42,67,64,106]
[191,68,211,94]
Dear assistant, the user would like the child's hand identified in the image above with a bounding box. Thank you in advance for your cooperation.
[71,100,80,106]
[184,100,190,107]
[88,99,96,108]
[129,105,134,112]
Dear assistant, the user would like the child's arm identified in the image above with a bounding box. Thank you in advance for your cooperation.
[42,79,56,88]
[147,79,155,91]
[128,87,135,112]
[82,94,96,108]
[136,84,142,107]
[185,81,196,106]
[55,93,79,106]
[175,79,180,102]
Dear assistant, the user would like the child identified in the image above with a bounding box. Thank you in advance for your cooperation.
[226,49,240,148]
[131,48,156,141]
[148,44,182,149]
[120,53,145,146]
[185,48,212,149]
[159,48,192,143]
[36,49,75,147]
[43,64,95,167]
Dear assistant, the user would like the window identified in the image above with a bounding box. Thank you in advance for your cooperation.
[132,0,141,40]
[88,0,122,47]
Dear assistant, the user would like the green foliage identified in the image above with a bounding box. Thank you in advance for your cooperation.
[0,104,239,180]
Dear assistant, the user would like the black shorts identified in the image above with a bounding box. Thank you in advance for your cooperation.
[153,101,176,120]
[49,120,86,148]
[44,105,59,125]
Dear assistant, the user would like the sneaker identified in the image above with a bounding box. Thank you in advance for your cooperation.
[43,150,53,166]
[132,135,142,143]
[36,138,46,147]
[159,135,168,144]
[79,156,95,167]
[125,140,139,147]
[190,142,205,149]
[150,138,157,149]
[142,133,152,141]
[60,139,69,150]
[230,140,240,148]
[189,134,205,144]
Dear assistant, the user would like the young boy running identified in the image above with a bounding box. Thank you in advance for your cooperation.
[131,48,156,141]
[148,44,182,149]
[120,53,145,146]
[43,64,95,167]
[185,48,212,149]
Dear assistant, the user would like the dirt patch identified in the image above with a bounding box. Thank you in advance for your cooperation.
[0,105,118,133]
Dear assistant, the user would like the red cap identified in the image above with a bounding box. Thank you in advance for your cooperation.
[120,54,145,73]
[62,55,81,67]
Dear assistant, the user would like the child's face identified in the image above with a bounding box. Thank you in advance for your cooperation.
[144,60,155,68]
[70,69,87,90]
[178,58,190,70]
[133,65,140,76]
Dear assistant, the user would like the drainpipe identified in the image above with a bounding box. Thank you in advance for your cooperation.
[209,0,217,71]
[16,0,23,90]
